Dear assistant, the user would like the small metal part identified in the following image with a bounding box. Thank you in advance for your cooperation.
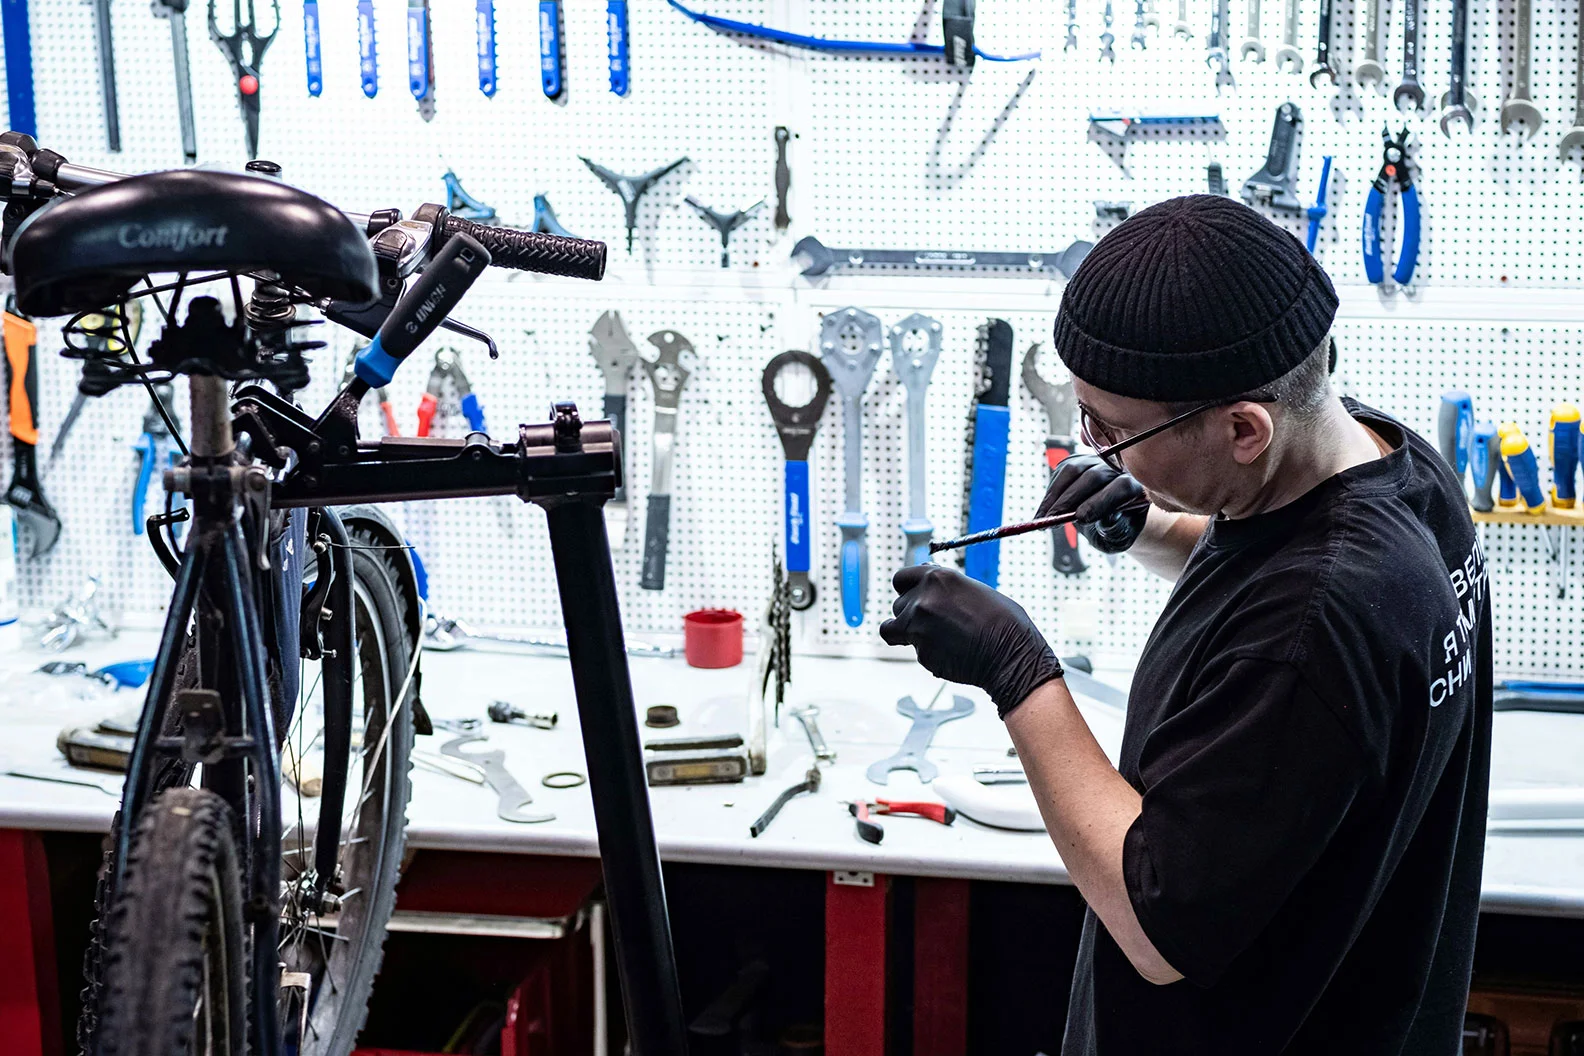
[646,705,680,728]
[541,771,586,789]
[972,765,1028,785]
[487,700,558,729]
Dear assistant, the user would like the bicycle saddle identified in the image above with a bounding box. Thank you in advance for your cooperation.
[8,169,379,317]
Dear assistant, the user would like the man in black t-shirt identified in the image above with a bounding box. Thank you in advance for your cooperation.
[880,195,1491,1054]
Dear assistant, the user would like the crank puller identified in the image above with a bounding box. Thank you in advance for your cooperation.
[763,350,832,610]
[820,308,884,627]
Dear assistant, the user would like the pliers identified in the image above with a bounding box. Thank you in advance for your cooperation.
[131,382,183,536]
[416,349,486,437]
[849,799,958,845]
[1362,126,1420,287]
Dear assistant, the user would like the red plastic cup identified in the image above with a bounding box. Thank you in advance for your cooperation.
[683,609,744,669]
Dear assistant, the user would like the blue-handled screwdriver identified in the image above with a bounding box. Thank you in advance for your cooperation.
[1436,390,1474,494]
[1496,422,1520,509]
[1501,427,1548,514]
[1549,402,1580,509]
[1470,421,1498,513]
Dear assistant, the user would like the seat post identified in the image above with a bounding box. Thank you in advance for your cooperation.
[187,374,233,458]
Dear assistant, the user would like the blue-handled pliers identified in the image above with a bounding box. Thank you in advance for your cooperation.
[132,382,183,537]
[1362,126,1419,287]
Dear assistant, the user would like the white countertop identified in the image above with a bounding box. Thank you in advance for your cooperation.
[2,629,1581,917]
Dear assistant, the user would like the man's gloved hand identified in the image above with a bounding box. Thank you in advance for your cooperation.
[880,564,1063,719]
[1037,454,1149,554]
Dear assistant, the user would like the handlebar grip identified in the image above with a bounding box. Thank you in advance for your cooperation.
[440,215,606,280]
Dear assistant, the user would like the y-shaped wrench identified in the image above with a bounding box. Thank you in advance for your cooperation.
[1561,11,1584,158]
[820,308,883,628]
[1501,0,1541,139]
[1394,0,1425,110]
[1207,0,1236,90]
[1240,0,1264,61]
[889,314,942,566]
[1309,0,1338,87]
[1438,0,1477,135]
[1274,0,1302,73]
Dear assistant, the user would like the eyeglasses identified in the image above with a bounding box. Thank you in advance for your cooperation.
[1080,399,1270,472]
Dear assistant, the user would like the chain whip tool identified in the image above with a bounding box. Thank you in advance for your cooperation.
[1274,0,1302,72]
[1354,0,1385,89]
[1208,0,1236,91]
[1438,0,1477,134]
[1065,0,1078,51]
[1562,10,1584,158]
[407,0,436,119]
[152,0,199,162]
[1133,0,1149,48]
[1501,0,1541,138]
[890,314,942,567]
[1309,0,1338,86]
[764,351,832,611]
[820,308,883,627]
[91,0,121,150]
[1021,343,1085,575]
[962,320,1014,587]
[640,330,694,591]
[1101,0,1117,62]
[1241,0,1264,61]
[209,0,279,159]
[589,310,640,544]
[1173,0,1192,40]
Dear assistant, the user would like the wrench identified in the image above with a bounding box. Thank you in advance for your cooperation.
[1207,0,1236,90]
[1132,0,1149,48]
[1241,0,1264,61]
[639,330,696,591]
[441,735,556,823]
[1355,0,1385,90]
[1501,0,1542,139]
[866,693,975,785]
[1173,0,1193,39]
[1438,0,1476,134]
[1021,344,1086,575]
[1065,0,1079,51]
[1394,0,1425,111]
[820,308,884,628]
[588,310,639,542]
[1309,0,1338,87]
[1561,10,1584,158]
[1145,0,1161,31]
[1101,0,1117,62]
[791,705,836,764]
[1274,0,1302,73]
[889,314,943,567]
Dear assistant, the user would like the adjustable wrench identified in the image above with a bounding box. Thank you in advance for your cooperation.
[1438,0,1476,134]
[820,308,883,628]
[1022,344,1085,575]
[1354,0,1384,89]
[1207,0,1236,91]
[441,736,555,823]
[1561,14,1584,158]
[1101,0,1116,62]
[1173,0,1193,39]
[1240,0,1263,61]
[1308,0,1338,87]
[1501,0,1541,139]
[889,314,943,567]
[152,0,199,163]
[791,705,836,764]
[639,331,695,591]
[589,311,639,543]
[866,692,975,785]
[1274,0,1302,73]
[1132,0,1149,49]
[1393,0,1425,111]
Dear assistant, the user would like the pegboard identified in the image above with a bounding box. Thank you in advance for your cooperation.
[2,0,1583,678]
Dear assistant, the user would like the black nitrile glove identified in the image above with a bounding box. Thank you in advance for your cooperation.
[1036,453,1149,554]
[880,564,1063,719]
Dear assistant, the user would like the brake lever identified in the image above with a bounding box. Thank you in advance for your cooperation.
[439,317,498,359]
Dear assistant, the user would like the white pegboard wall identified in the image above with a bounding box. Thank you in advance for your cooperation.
[1,0,1582,678]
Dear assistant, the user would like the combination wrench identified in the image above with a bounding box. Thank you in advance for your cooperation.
[1501,0,1542,139]
[1394,0,1425,111]
[820,308,884,628]
[1561,12,1584,158]
[1354,0,1385,90]
[639,330,695,591]
[1207,0,1236,90]
[1241,0,1264,61]
[1274,0,1302,73]
[1173,0,1193,40]
[1438,0,1477,134]
[1066,0,1079,51]
[1309,0,1339,87]
[1101,0,1117,62]
[889,314,943,566]
[1133,0,1149,48]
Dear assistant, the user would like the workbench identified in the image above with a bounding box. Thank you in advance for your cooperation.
[2,628,1582,1054]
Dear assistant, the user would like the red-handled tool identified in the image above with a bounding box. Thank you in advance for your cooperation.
[848,798,958,844]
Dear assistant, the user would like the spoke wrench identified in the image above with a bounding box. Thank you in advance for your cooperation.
[640,331,695,591]
[1274,0,1302,73]
[1438,0,1477,134]
[1240,0,1264,61]
[1308,0,1338,87]
[889,314,943,567]
[866,692,975,785]
[441,735,556,823]
[763,351,833,610]
[1022,344,1085,575]
[1241,102,1304,212]
[1562,13,1584,158]
[1501,0,1541,139]
[589,311,640,543]
[1354,0,1385,90]
[1207,0,1236,92]
[820,308,883,628]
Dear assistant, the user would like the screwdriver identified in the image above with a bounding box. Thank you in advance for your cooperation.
[1470,421,1498,512]
[929,497,1153,554]
[1496,422,1521,509]
[1549,402,1580,509]
[1500,427,1547,514]
[1436,390,1474,494]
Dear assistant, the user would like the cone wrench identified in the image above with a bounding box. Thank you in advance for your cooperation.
[1208,0,1236,90]
[639,330,695,591]
[1394,0,1425,110]
[1241,0,1264,61]
[1274,0,1302,72]
[1309,0,1338,86]
[820,309,883,628]
[1561,13,1584,158]
[1501,0,1542,139]
[1438,0,1477,134]
[1355,0,1385,90]
[889,314,942,566]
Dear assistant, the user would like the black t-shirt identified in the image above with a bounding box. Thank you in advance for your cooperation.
[1062,401,1493,1056]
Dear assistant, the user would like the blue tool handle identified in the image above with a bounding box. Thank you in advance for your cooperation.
[1502,680,1584,695]
[837,512,867,627]
[303,1,323,96]
[604,393,628,504]
[1497,452,1517,506]
[460,392,486,433]
[1550,408,1580,506]
[784,459,812,575]
[98,659,154,690]
[1470,422,1498,512]
[963,404,1010,587]
[540,0,563,98]
[1437,390,1473,477]
[358,0,379,97]
[476,0,497,95]
[1362,186,1385,284]
[1395,185,1420,286]
[356,233,491,387]
[1503,442,1546,512]
[607,0,631,95]
[132,434,154,535]
[407,2,430,99]
[639,494,671,590]
[901,518,933,568]
[408,539,429,601]
[2,0,36,136]
[1305,155,1331,254]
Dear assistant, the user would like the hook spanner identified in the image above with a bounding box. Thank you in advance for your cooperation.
[820,308,883,627]
[866,692,975,785]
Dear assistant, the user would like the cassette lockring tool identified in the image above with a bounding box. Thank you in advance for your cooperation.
[763,351,833,610]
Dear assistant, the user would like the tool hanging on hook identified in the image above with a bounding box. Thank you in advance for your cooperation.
[640,331,696,591]
[153,0,199,162]
[962,319,1013,586]
[763,351,832,611]
[92,0,121,150]
[209,0,279,159]
[891,314,943,567]
[821,308,884,627]
[540,0,564,97]
[581,156,690,254]
[608,0,631,94]
[589,311,640,543]
[357,0,378,96]
[685,197,764,267]
[477,0,497,95]
[407,0,436,119]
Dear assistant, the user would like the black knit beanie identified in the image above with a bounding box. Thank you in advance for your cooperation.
[1053,195,1338,401]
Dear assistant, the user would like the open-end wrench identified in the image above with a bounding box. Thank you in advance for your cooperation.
[889,314,943,566]
[1066,0,1079,51]
[1355,0,1385,90]
[589,311,639,543]
[1274,0,1302,72]
[1241,0,1264,61]
[866,692,975,785]
[1146,0,1161,32]
[639,330,695,591]
[1022,344,1086,575]
[1101,0,1117,62]
[1394,0,1424,111]
[441,735,556,823]
[1501,0,1542,139]
[1207,0,1236,90]
[1173,0,1193,39]
[1309,0,1338,87]
[1438,0,1476,134]
[1562,14,1584,158]
[1132,0,1149,48]
[820,308,883,628]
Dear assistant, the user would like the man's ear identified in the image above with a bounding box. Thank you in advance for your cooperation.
[1226,402,1275,465]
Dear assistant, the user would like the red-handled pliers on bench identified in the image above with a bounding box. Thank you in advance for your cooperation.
[849,799,958,844]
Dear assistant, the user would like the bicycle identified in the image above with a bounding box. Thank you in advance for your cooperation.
[0,133,689,1056]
